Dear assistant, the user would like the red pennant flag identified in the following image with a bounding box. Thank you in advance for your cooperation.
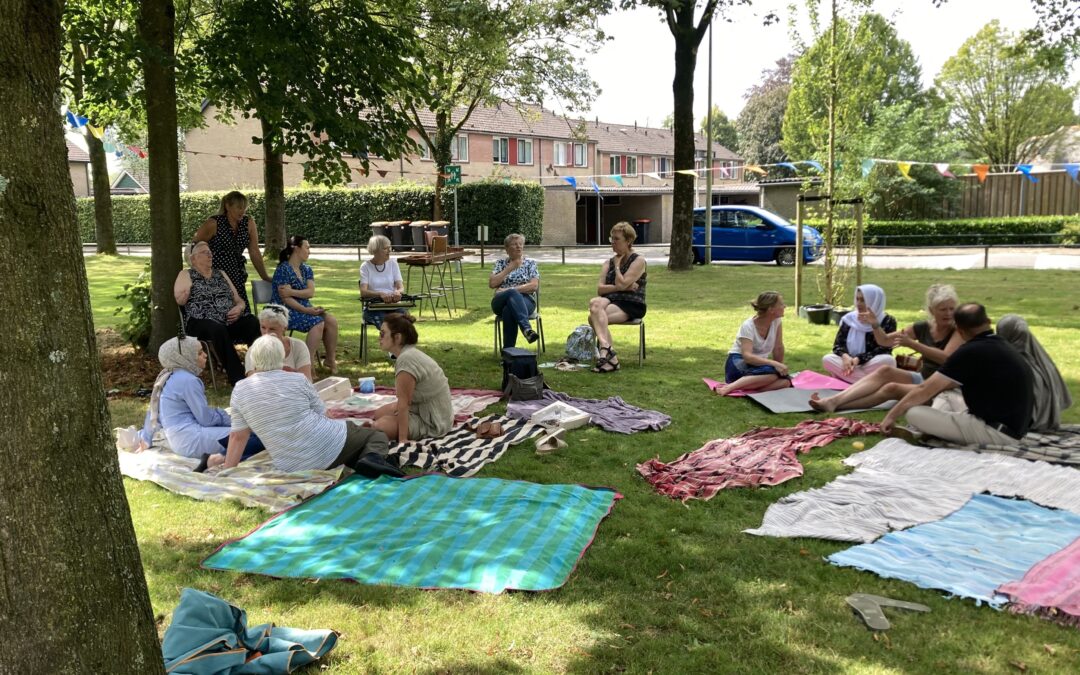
[377,170,388,178]
[972,164,989,183]
[127,145,147,159]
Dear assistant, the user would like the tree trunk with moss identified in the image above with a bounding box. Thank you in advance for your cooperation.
[0,1,164,672]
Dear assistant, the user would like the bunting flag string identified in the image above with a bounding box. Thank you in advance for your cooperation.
[1016,164,1038,183]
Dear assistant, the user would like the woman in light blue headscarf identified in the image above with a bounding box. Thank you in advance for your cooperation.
[822,284,898,383]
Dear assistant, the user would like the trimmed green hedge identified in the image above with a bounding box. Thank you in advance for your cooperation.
[805,216,1080,246]
[77,181,545,246]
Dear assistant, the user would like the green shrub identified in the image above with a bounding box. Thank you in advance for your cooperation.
[113,261,153,350]
[77,181,544,246]
[804,215,1080,246]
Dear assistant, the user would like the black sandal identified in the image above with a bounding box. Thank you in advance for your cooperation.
[591,346,620,373]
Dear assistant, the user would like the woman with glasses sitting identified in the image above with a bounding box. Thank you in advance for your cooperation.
[245,304,312,381]
[360,234,408,329]
[587,222,647,373]
[489,233,540,347]
[371,313,453,442]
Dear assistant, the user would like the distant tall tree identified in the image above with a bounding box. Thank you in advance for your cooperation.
[699,105,738,151]
[662,112,674,130]
[404,0,608,220]
[736,56,792,164]
[199,0,421,255]
[0,0,164,671]
[625,0,767,270]
[935,20,1077,166]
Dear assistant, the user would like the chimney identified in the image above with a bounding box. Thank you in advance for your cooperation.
[634,121,638,130]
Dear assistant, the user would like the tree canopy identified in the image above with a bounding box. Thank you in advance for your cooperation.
[934,20,1078,166]
[699,105,738,152]
[736,56,791,164]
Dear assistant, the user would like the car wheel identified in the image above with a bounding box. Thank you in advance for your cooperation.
[775,247,796,266]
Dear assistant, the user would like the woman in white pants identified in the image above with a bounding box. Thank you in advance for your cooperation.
[822,284,897,383]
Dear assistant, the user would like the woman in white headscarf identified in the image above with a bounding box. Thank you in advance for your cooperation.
[138,336,262,468]
[998,314,1073,431]
[822,284,897,383]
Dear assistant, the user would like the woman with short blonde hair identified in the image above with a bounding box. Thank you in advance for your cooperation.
[360,233,407,328]
[587,222,647,373]
[245,304,312,380]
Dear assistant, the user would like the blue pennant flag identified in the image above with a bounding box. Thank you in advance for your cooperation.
[778,162,797,171]
[590,179,603,199]
[1016,164,1038,183]
[66,111,88,128]
[803,160,823,172]
[563,176,577,189]
[860,159,875,177]
[1065,164,1079,183]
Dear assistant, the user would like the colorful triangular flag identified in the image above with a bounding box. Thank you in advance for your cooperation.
[934,163,956,179]
[563,176,577,188]
[1015,164,1038,183]
[675,169,698,176]
[972,164,989,183]
[778,162,797,171]
[377,169,388,178]
[860,159,875,177]
[103,141,115,153]
[86,123,104,140]
[66,111,88,128]
[803,160,823,172]
[127,145,147,159]
[1065,163,1080,183]
[897,162,913,180]
[744,165,767,176]
[643,172,661,180]
[611,175,624,186]
[590,179,602,197]
[718,166,730,178]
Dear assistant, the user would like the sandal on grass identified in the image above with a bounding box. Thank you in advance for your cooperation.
[591,346,620,373]
[535,427,567,455]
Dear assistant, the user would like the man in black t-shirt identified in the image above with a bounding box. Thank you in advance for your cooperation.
[881,303,1035,445]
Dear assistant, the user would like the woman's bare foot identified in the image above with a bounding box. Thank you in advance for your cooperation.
[808,392,836,413]
[715,384,734,396]
[207,454,226,469]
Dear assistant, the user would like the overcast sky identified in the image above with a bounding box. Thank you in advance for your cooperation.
[568,0,1078,128]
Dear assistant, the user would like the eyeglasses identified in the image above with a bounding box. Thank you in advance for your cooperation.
[267,305,287,315]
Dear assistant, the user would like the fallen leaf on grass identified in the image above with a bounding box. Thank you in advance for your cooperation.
[1044,644,1056,656]
[1010,661,1027,672]
[799,548,810,556]
[656,569,668,579]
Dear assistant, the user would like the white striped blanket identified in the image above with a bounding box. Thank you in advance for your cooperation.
[921,424,1080,465]
[745,438,1080,542]
[388,414,547,478]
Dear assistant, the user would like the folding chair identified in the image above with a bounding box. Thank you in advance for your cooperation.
[177,305,220,389]
[250,279,273,310]
[605,318,645,366]
[493,288,545,356]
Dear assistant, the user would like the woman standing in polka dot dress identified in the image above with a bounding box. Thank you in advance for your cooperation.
[194,191,272,313]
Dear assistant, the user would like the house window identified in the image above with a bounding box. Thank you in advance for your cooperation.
[451,134,469,163]
[609,155,622,175]
[654,157,671,174]
[492,137,509,164]
[626,156,638,176]
[418,142,432,161]
[517,138,533,165]
[554,142,570,167]
[573,143,587,167]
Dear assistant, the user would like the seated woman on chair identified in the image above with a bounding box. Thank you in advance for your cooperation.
[174,241,260,385]
[716,291,791,396]
[811,284,962,412]
[821,283,897,383]
[371,314,454,442]
[245,304,312,381]
[588,222,647,373]
[489,233,540,347]
[138,336,263,470]
[272,234,339,374]
[360,234,408,329]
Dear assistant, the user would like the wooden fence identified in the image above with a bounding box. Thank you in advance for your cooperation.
[902,170,1080,219]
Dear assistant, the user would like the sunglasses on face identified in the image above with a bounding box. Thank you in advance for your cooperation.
[267,306,287,315]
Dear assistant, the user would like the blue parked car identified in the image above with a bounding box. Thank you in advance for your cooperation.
[692,205,824,266]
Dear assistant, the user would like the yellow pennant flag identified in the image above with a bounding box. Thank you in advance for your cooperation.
[744,164,767,176]
[897,161,913,180]
[675,169,699,176]
[87,123,105,140]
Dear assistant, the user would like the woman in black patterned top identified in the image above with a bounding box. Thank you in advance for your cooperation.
[587,222,647,373]
[193,191,272,313]
[174,241,260,384]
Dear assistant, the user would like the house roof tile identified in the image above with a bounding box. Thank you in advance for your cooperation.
[66,140,90,163]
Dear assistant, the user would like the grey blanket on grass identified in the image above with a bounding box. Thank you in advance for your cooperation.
[505,390,670,434]
[921,424,1080,465]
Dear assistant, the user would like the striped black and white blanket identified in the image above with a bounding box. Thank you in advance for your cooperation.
[387,414,548,477]
[922,424,1080,465]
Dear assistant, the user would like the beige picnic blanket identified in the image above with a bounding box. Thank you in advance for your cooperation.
[116,429,344,512]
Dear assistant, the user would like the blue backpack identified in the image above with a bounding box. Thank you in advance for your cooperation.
[565,325,597,362]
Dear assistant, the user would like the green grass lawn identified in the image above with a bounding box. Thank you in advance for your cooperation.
[89,254,1080,673]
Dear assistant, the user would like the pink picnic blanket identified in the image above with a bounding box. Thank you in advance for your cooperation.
[998,536,1080,627]
[637,418,879,502]
[704,370,851,397]
[326,387,502,424]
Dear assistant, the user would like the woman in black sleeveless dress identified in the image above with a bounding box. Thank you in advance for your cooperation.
[193,191,272,313]
[587,222,648,373]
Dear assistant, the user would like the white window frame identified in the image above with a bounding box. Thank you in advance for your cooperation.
[573,142,587,167]
[654,157,671,175]
[626,155,638,177]
[492,137,509,164]
[451,134,469,163]
[554,141,570,167]
[516,138,533,165]
[418,142,432,161]
[609,155,622,175]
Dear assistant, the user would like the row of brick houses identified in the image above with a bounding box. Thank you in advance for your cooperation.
[183,103,759,245]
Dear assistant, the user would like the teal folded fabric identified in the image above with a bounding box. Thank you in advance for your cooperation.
[204,475,621,593]
[162,588,337,674]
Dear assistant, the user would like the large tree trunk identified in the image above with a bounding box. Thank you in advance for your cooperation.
[431,110,454,221]
[140,0,182,353]
[261,117,285,261]
[0,1,164,672]
[668,23,699,271]
[70,35,117,254]
[87,131,117,254]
